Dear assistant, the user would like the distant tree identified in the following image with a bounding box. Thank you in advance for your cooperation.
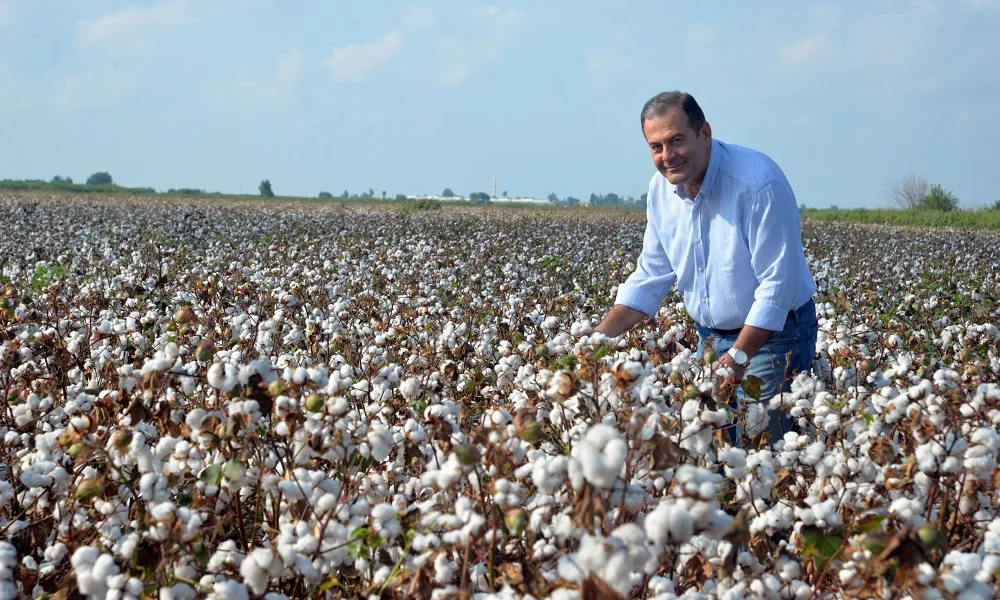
[319,191,333,199]
[442,188,455,198]
[502,190,508,198]
[51,175,73,184]
[367,188,375,198]
[547,193,559,204]
[86,172,113,186]
[990,198,1000,211]
[919,184,958,211]
[381,190,387,200]
[469,192,491,204]
[830,204,840,210]
[887,173,929,209]
[394,194,408,202]
[341,190,349,199]
[564,196,580,207]
[799,203,806,211]
[259,179,274,198]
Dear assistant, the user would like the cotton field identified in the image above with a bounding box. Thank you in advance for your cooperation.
[0,193,998,600]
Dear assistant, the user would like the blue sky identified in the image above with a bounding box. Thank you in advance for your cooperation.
[1,0,997,208]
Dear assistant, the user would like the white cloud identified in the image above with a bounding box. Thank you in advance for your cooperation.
[0,63,31,109]
[327,31,403,82]
[276,47,303,88]
[779,30,836,69]
[208,47,303,106]
[586,47,632,89]
[437,6,527,85]
[586,28,636,89]
[55,67,133,110]
[75,0,188,49]
[400,5,435,32]
[326,6,435,83]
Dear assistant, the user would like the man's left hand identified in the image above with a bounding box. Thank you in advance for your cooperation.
[718,352,747,384]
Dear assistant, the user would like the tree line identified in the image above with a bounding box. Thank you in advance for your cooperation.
[5,172,995,212]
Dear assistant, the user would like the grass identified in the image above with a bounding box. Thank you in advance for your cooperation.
[800,208,1000,231]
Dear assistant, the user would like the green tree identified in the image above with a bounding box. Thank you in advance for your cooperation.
[442,188,455,197]
[86,172,113,186]
[51,175,73,184]
[564,196,580,207]
[919,184,958,211]
[502,190,508,198]
[381,190,387,200]
[319,191,333,199]
[259,179,274,198]
[547,193,559,204]
[469,192,491,204]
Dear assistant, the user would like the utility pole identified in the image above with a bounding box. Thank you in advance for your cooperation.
[493,176,497,199]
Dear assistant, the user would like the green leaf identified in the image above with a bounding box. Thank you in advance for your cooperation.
[802,525,844,568]
[854,513,884,534]
[198,464,222,486]
[863,412,874,426]
[222,460,244,480]
[593,345,612,360]
[194,543,210,567]
[741,375,763,400]
[549,354,576,371]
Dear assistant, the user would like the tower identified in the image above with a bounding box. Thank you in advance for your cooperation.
[493,176,497,199]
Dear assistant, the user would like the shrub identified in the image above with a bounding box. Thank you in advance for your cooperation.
[919,184,959,211]
[86,172,113,186]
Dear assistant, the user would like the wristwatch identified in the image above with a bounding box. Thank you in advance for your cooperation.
[727,347,750,367]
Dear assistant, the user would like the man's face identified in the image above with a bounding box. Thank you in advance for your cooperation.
[642,108,712,186]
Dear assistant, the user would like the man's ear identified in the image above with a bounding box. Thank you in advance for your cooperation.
[701,121,712,142]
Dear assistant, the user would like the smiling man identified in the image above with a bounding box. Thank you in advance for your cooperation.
[595,91,818,443]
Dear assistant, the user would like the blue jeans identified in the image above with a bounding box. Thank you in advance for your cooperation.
[695,299,818,444]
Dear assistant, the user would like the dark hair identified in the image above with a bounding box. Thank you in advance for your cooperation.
[640,91,706,133]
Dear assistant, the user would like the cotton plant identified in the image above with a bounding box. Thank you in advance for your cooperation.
[0,196,999,597]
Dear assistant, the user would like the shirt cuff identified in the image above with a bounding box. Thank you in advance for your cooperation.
[614,285,662,318]
[745,300,789,331]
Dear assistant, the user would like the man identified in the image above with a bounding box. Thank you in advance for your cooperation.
[595,91,818,443]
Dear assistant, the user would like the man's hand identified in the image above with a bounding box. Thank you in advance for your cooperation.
[717,351,747,384]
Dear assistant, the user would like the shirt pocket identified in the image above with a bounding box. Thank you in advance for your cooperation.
[713,265,756,326]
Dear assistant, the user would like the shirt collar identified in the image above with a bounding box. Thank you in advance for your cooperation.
[674,137,722,203]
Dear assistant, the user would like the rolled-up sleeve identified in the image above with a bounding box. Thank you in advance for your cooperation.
[744,178,802,331]
[614,211,676,317]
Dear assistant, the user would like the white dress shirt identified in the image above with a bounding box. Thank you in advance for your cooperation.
[614,138,816,332]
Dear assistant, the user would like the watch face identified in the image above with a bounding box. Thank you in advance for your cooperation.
[730,348,747,365]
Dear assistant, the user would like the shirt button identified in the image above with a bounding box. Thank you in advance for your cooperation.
[694,238,701,243]
[702,298,709,303]
[698,267,704,272]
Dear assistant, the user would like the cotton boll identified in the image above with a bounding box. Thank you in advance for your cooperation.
[399,377,422,400]
[570,423,627,489]
[645,501,695,546]
[240,548,274,596]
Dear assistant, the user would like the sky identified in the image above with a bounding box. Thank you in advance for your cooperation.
[1,0,998,208]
